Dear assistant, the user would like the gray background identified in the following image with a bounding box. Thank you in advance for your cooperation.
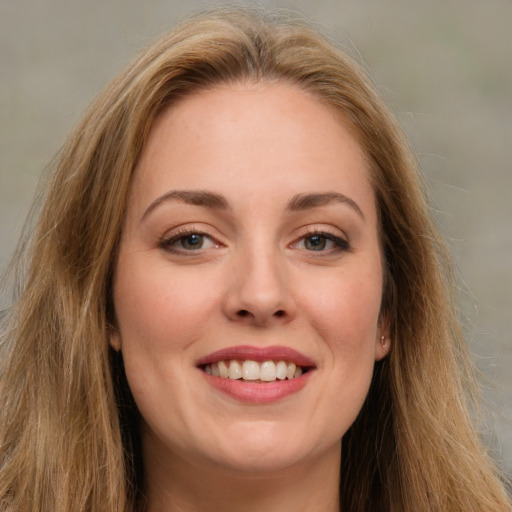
[1,0,511,474]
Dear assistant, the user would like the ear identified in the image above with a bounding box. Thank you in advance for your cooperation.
[109,326,122,352]
[375,314,391,361]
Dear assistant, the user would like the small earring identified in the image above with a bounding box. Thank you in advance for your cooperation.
[380,335,387,348]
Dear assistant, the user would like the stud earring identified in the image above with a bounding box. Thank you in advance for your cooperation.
[380,335,387,348]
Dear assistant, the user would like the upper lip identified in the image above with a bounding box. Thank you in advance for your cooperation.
[195,345,316,368]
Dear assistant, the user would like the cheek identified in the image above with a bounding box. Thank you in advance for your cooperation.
[302,265,383,352]
[298,262,382,426]
[113,257,222,350]
[112,256,224,426]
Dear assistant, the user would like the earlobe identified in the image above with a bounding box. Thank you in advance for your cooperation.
[376,334,391,360]
[109,329,122,352]
[375,315,391,360]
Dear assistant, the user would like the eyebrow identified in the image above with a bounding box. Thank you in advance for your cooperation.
[141,190,229,221]
[141,189,364,221]
[287,192,365,220]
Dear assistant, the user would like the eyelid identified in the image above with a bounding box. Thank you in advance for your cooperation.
[293,224,348,242]
[158,224,223,253]
[290,225,351,253]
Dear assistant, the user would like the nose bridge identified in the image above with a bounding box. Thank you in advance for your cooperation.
[224,236,294,324]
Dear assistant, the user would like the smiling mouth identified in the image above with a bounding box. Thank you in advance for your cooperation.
[197,346,315,402]
[201,360,309,382]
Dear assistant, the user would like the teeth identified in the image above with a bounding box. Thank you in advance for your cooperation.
[218,360,229,378]
[204,359,307,381]
[260,361,276,381]
[276,361,288,380]
[228,360,242,380]
[242,360,260,380]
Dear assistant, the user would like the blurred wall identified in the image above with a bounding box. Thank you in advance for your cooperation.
[1,0,511,471]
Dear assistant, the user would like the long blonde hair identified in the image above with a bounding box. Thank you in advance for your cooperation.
[1,8,510,511]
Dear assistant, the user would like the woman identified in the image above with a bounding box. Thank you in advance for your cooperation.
[1,7,510,512]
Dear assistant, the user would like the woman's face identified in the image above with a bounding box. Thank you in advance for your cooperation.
[112,82,389,477]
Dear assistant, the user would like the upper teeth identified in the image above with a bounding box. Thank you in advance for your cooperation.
[204,360,303,381]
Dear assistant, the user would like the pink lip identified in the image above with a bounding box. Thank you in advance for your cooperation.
[196,345,316,404]
[195,345,316,367]
[201,371,313,404]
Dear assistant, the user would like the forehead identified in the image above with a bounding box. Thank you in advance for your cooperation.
[129,81,376,221]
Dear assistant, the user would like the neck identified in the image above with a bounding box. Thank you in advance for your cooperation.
[142,437,341,512]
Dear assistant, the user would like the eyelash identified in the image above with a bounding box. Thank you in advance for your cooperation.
[158,227,350,255]
[293,229,350,254]
[159,227,219,254]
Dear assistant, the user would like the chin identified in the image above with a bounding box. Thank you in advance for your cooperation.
[198,420,339,476]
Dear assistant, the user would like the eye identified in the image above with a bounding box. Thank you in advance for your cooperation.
[294,231,350,253]
[304,234,329,251]
[179,233,209,250]
[160,230,218,253]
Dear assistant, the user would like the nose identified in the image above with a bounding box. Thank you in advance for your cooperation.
[222,247,296,326]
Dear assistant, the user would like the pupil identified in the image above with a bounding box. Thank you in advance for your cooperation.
[306,235,326,250]
[183,234,203,249]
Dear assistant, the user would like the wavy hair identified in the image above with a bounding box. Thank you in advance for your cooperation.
[1,7,510,511]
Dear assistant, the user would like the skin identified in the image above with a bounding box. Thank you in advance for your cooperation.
[112,81,390,512]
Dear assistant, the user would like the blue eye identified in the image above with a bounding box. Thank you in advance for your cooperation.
[297,232,349,252]
[160,231,216,253]
[304,235,328,251]
[180,234,205,250]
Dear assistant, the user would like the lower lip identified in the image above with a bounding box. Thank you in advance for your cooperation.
[201,371,313,404]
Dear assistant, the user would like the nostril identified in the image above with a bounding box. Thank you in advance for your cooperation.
[235,309,286,319]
